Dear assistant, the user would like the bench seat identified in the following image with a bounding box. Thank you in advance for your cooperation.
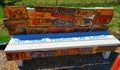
[5,31,120,52]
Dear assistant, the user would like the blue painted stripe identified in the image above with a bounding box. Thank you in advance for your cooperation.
[12,31,110,40]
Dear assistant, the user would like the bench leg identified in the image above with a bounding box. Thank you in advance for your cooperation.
[102,52,111,59]
[16,60,23,67]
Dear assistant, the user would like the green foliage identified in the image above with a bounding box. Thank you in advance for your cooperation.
[0,6,4,18]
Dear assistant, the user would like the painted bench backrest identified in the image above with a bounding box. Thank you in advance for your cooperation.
[4,6,114,35]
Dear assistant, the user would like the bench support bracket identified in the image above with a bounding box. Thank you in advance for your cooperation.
[102,52,111,59]
[16,60,23,67]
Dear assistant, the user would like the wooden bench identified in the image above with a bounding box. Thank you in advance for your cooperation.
[3,6,120,67]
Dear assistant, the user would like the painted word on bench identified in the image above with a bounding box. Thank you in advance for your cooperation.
[6,52,31,60]
[6,45,117,60]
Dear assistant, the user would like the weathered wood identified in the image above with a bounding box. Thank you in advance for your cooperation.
[26,26,49,34]
[95,46,117,53]
[4,19,28,35]
[96,9,114,16]
[48,26,65,33]
[28,19,53,26]
[34,6,58,13]
[93,16,113,24]
[4,19,28,29]
[5,46,118,61]
[4,6,27,19]
[3,7,114,35]
[75,9,97,18]
[28,11,52,19]
[26,25,108,34]
[30,48,94,58]
[52,13,74,22]
[75,17,93,26]
[6,52,31,61]
[91,25,108,31]
[52,19,75,27]
[57,7,76,15]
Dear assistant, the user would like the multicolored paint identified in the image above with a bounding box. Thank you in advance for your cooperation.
[3,6,114,34]
[57,7,76,15]
[6,52,31,60]
[4,6,27,19]
[26,25,108,34]
[26,26,49,34]
[5,46,117,61]
[4,6,118,61]
[52,13,74,22]
[28,19,53,26]
[34,6,58,13]
[28,11,52,19]
[4,19,28,35]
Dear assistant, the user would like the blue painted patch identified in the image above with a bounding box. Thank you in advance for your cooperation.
[12,31,110,40]
[84,19,91,24]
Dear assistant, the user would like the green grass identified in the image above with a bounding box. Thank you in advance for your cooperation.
[0,18,11,43]
[0,0,120,43]
[0,5,11,43]
[15,0,117,6]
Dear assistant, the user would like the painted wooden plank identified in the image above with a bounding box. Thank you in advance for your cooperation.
[57,7,76,15]
[4,6,27,19]
[5,46,117,60]
[6,52,31,61]
[26,25,108,34]
[93,16,113,24]
[28,19,52,26]
[26,26,49,34]
[52,13,74,22]
[34,6,58,13]
[4,19,28,35]
[75,9,96,18]
[27,11,52,19]
[96,9,114,16]
[95,46,117,53]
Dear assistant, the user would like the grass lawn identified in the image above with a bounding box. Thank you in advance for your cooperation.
[0,6,11,43]
[0,0,120,43]
[15,0,116,6]
[0,19,11,43]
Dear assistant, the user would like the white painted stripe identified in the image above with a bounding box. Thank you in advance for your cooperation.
[5,37,120,52]
[9,35,116,45]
